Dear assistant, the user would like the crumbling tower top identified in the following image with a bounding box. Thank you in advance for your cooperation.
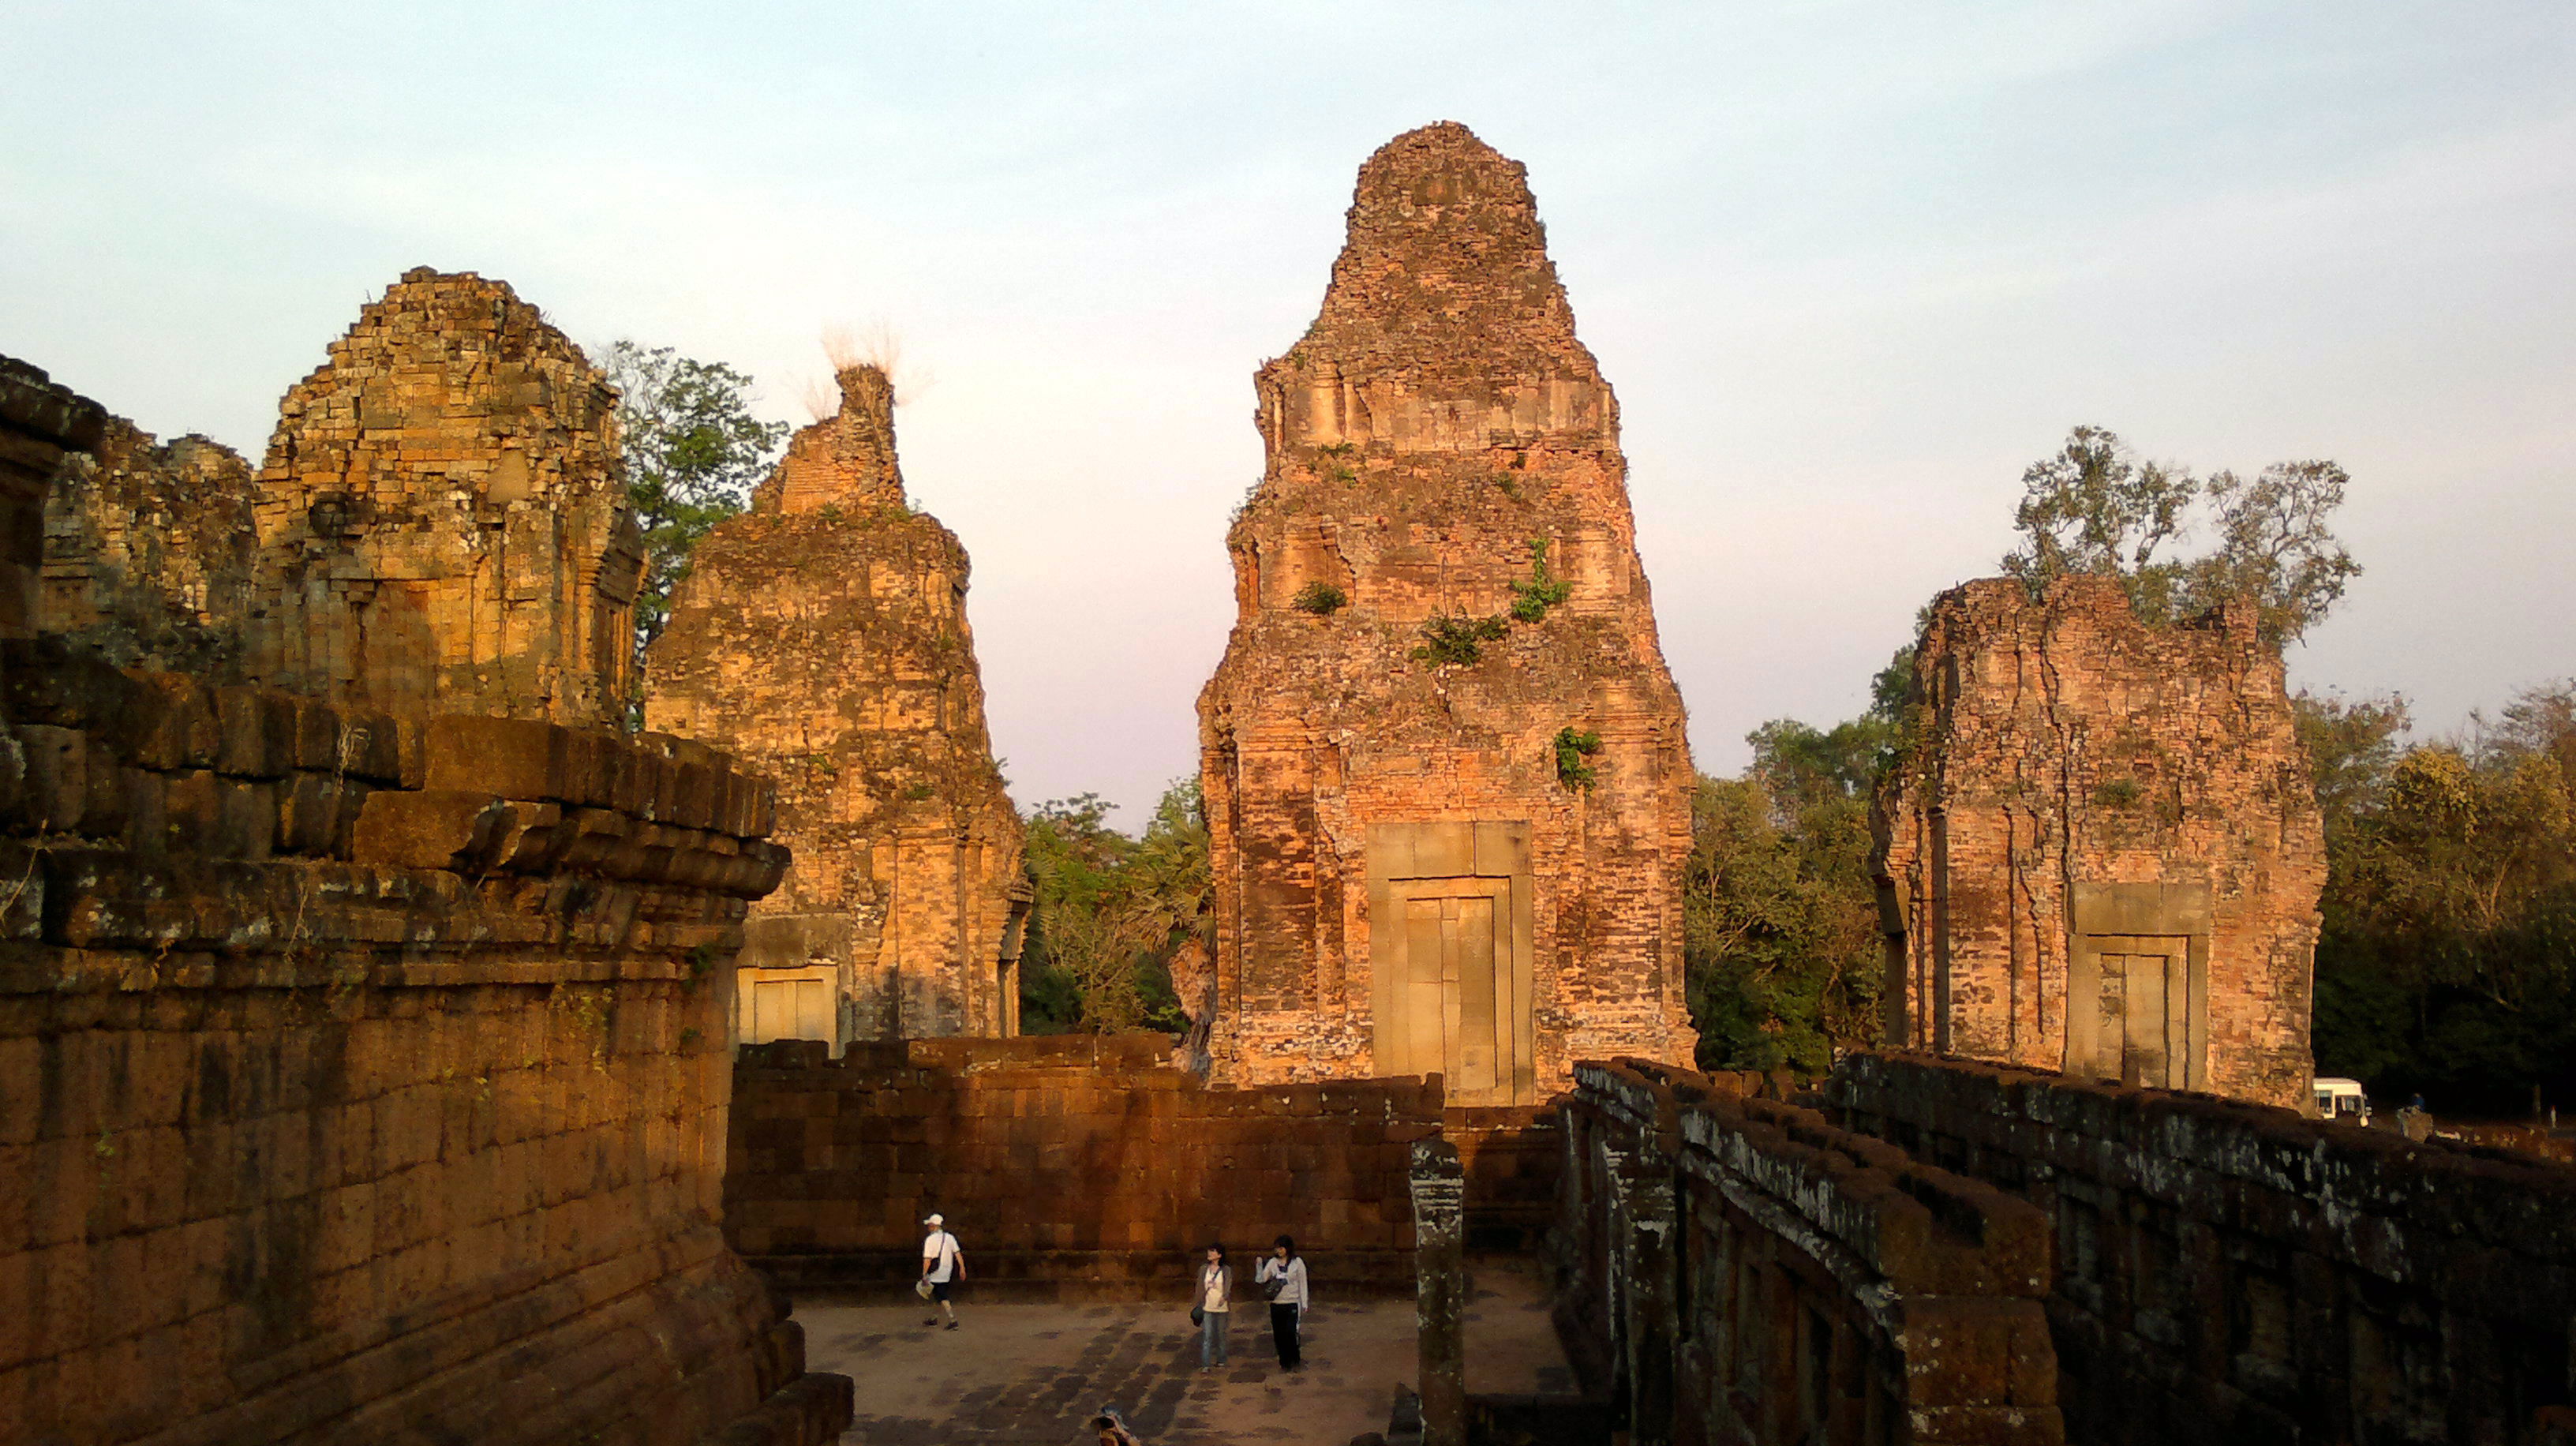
[239,267,641,725]
[1258,122,1612,462]
[760,363,904,515]
[1300,122,1593,374]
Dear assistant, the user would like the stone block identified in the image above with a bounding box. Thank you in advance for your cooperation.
[13,724,86,832]
[425,714,564,800]
[213,687,294,780]
[349,789,504,871]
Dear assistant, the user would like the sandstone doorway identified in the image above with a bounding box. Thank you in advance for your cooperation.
[745,973,834,1048]
[1368,822,1537,1105]
[2066,882,2212,1090]
[2093,942,2184,1088]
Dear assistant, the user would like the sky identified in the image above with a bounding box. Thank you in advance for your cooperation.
[6,1,2570,826]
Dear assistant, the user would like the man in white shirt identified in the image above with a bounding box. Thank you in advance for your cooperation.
[920,1213,964,1330]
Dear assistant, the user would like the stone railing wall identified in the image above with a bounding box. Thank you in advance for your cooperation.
[727,1034,1441,1298]
[0,639,845,1444]
[1829,1051,2576,1446]
[1446,1103,1564,1252]
[1556,1059,2063,1446]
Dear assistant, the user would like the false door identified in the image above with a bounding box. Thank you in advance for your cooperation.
[2094,943,2186,1088]
[1368,822,1536,1105]
[743,974,835,1047]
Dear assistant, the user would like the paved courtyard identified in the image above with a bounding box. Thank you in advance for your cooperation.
[798,1261,1575,1445]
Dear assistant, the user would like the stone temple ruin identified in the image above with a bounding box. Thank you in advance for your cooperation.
[646,362,1028,1051]
[2,348,848,1444]
[238,268,645,726]
[41,417,256,676]
[1197,122,1698,1103]
[7,122,2574,1446]
[1874,576,2327,1108]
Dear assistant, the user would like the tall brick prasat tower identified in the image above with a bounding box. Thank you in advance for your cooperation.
[1874,576,2327,1108]
[1197,122,1697,1103]
[238,268,644,726]
[646,363,1028,1049]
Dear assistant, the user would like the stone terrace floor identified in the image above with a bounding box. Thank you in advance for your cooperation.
[799,1258,1575,1445]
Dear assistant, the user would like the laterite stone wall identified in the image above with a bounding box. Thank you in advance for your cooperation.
[727,1033,1440,1298]
[1556,1060,2064,1446]
[1829,1051,2576,1446]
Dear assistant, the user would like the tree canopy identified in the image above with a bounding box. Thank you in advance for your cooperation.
[2308,682,2576,1114]
[1682,657,1909,1073]
[1018,781,1209,1034]
[599,341,789,669]
[2001,425,2361,644]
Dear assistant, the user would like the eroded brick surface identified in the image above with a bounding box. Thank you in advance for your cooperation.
[41,417,256,675]
[0,358,107,645]
[1196,123,1695,1099]
[238,268,643,725]
[1874,576,2326,1107]
[646,365,1026,1045]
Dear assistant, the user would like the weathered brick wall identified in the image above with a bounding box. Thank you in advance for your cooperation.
[0,360,848,1446]
[648,363,1026,1047]
[1,360,103,644]
[1829,1051,2576,1446]
[1198,122,1696,1103]
[726,1033,1440,1298]
[1874,576,2325,1107]
[41,416,256,675]
[238,268,643,725]
[1556,1060,2062,1446]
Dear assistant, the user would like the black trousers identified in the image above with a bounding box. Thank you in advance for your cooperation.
[1269,1302,1301,1369]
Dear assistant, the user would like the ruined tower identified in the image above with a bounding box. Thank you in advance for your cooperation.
[646,362,1028,1048]
[1196,122,1698,1102]
[1873,576,2327,1107]
[240,268,642,725]
[41,417,256,673]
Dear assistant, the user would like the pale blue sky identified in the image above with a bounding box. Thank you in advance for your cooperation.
[7,2,2570,821]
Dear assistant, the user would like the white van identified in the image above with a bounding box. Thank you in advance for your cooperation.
[2312,1077,2371,1126]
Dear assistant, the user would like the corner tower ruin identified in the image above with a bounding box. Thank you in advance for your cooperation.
[240,268,643,725]
[1197,122,1698,1101]
[1873,576,2327,1107]
[646,363,1028,1048]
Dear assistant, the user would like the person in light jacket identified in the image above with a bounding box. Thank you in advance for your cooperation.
[1255,1234,1310,1371]
[1194,1243,1233,1369]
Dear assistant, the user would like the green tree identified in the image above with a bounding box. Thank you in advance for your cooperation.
[2001,426,2360,644]
[599,341,790,666]
[2293,690,2412,837]
[2309,681,2576,1114]
[1683,681,1897,1073]
[1017,781,1209,1034]
[1683,643,1917,1073]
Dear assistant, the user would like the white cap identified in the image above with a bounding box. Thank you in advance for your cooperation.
[924,1213,944,1226]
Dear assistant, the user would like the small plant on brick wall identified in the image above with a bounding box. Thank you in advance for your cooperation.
[1292,581,1348,616]
[1490,472,1522,500]
[900,780,938,802]
[1508,538,1572,623]
[2091,777,2143,809]
[1413,610,1510,665]
[1555,727,1604,789]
